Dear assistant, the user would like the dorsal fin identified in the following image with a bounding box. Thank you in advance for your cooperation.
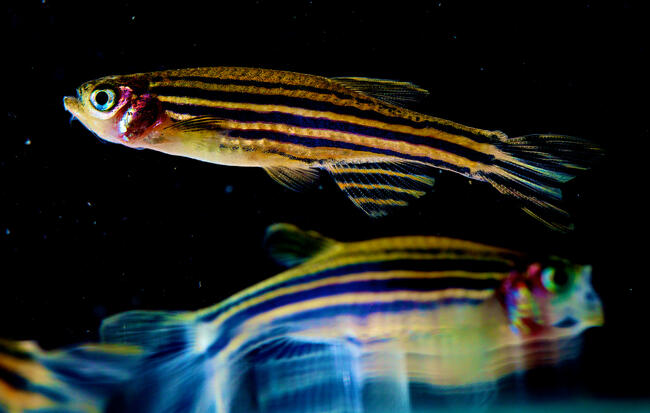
[332,77,430,107]
[264,223,338,267]
[263,166,320,191]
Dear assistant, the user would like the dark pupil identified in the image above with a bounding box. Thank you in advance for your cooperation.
[95,91,109,106]
[553,269,569,286]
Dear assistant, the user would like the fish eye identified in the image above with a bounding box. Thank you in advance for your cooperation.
[90,88,117,111]
[541,266,570,293]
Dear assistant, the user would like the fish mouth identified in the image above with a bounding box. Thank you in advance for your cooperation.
[63,96,82,119]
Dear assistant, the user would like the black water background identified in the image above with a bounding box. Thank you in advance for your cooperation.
[3,0,648,404]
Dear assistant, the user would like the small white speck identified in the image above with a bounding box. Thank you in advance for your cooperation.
[87,201,93,207]
[131,16,136,21]
[24,139,31,145]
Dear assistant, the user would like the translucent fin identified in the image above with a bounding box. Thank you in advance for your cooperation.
[98,310,219,413]
[163,116,225,133]
[264,223,338,267]
[263,166,320,191]
[324,161,435,217]
[332,77,430,107]
[0,339,141,413]
[486,134,604,232]
[360,347,412,413]
[237,336,364,413]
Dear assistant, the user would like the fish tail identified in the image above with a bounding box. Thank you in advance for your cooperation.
[0,311,220,413]
[483,134,603,231]
[0,338,141,413]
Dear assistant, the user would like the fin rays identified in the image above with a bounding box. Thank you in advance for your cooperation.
[325,161,435,217]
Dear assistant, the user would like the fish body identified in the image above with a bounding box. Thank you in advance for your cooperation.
[64,67,602,230]
[0,224,603,412]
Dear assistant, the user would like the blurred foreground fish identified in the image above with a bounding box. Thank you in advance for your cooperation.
[1,224,603,412]
[63,67,602,231]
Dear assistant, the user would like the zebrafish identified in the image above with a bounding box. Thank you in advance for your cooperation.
[0,224,603,412]
[63,67,602,231]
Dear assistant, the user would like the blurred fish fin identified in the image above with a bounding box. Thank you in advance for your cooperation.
[264,223,338,267]
[238,335,364,413]
[485,134,604,232]
[360,346,412,413]
[409,380,497,412]
[263,166,320,191]
[163,116,226,133]
[0,338,141,413]
[332,77,430,107]
[325,161,435,217]
[100,310,212,355]
[99,310,219,412]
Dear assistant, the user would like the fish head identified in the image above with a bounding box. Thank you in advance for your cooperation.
[499,258,603,337]
[64,74,167,147]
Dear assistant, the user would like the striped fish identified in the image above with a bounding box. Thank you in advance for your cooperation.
[63,67,603,231]
[0,224,603,412]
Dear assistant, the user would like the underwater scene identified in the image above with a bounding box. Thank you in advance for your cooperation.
[3,1,648,412]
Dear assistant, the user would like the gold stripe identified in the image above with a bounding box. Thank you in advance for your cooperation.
[206,265,505,329]
[0,355,53,385]
[197,247,516,322]
[352,197,408,206]
[161,97,484,170]
[155,93,495,160]
[219,288,495,359]
[0,380,55,411]
[338,183,427,197]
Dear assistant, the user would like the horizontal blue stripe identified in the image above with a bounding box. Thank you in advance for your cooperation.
[154,83,496,145]
[208,297,485,358]
[229,129,469,173]
[160,99,495,165]
[161,76,378,106]
[199,258,510,324]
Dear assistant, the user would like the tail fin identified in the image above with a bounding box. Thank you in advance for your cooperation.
[1,311,219,413]
[485,134,603,231]
[0,338,141,413]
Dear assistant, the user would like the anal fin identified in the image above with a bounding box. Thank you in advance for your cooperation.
[325,161,435,217]
[264,166,320,191]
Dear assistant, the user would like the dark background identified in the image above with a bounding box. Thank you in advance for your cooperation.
[3,0,648,404]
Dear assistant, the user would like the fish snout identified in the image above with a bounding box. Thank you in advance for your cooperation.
[63,96,82,117]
